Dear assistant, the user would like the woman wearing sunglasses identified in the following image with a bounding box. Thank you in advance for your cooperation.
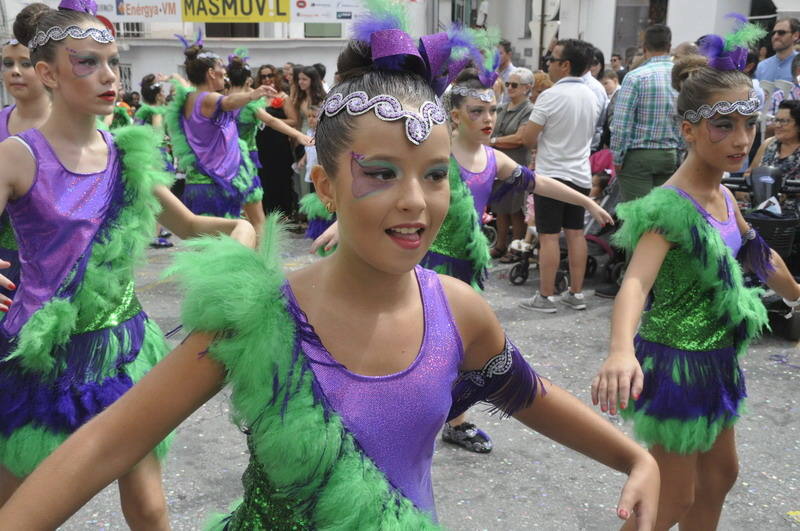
[488,68,535,261]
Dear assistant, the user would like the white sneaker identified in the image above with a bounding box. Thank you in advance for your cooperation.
[560,289,586,310]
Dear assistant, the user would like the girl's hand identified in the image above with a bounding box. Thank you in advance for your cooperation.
[230,220,257,249]
[591,348,643,415]
[617,452,660,529]
[250,85,276,102]
[311,222,338,254]
[0,260,15,312]
[295,133,315,147]
[587,201,614,227]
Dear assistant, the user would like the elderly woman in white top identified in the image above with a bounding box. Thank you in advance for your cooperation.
[488,67,536,261]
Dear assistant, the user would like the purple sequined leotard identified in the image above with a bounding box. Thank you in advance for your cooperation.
[459,145,497,219]
[0,127,171,477]
[283,266,462,518]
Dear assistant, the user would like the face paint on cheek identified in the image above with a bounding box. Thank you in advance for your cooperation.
[706,120,732,143]
[350,152,398,199]
[66,48,97,78]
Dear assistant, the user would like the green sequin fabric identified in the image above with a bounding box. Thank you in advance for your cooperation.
[0,215,17,251]
[639,249,732,351]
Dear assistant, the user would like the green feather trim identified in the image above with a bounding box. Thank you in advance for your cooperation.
[236,99,266,152]
[134,103,165,126]
[111,105,133,129]
[96,117,109,131]
[620,401,745,454]
[613,187,768,358]
[427,157,490,290]
[0,319,173,477]
[232,46,249,59]
[167,216,439,529]
[298,192,334,222]
[725,22,767,51]
[363,0,409,32]
[6,125,172,372]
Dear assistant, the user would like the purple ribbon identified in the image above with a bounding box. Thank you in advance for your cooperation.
[58,0,97,15]
[699,33,748,72]
[175,29,204,50]
[369,29,479,96]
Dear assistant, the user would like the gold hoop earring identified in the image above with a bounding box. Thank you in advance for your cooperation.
[325,200,336,214]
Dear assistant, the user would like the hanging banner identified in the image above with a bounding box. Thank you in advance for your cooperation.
[97,0,182,22]
[182,0,290,22]
[292,0,366,23]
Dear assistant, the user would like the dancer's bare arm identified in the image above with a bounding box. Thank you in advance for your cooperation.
[255,108,313,145]
[154,185,256,247]
[442,276,659,530]
[592,232,670,414]
[201,85,274,116]
[0,333,226,529]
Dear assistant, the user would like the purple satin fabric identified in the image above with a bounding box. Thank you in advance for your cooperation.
[182,92,242,195]
[282,266,463,518]
[460,146,497,220]
[666,186,742,256]
[0,105,13,140]
[2,129,119,336]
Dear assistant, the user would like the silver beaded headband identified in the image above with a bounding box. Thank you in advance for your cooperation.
[197,52,220,61]
[682,90,760,123]
[321,91,447,145]
[4,39,20,46]
[450,85,494,103]
[28,25,114,50]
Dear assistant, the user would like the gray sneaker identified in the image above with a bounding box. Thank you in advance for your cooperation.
[519,292,558,313]
[560,290,587,310]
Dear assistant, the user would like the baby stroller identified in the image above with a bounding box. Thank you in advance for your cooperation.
[723,167,800,340]
[508,175,622,288]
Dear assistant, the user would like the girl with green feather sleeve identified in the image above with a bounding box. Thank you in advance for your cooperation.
[592,27,800,530]
[0,11,659,529]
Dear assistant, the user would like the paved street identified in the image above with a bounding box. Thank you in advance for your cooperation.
[61,234,799,530]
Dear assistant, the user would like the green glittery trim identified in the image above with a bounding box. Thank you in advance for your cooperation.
[427,157,490,290]
[168,217,440,530]
[165,81,257,199]
[5,125,172,373]
[0,318,172,477]
[237,99,266,153]
[620,401,745,455]
[614,187,768,358]
[0,215,17,251]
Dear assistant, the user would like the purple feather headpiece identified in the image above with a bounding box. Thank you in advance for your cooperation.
[698,13,767,72]
[58,0,98,15]
[352,12,497,96]
[175,29,204,50]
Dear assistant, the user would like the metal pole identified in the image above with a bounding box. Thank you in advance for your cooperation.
[538,0,545,70]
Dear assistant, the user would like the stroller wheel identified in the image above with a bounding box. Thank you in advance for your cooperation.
[609,262,626,285]
[509,262,529,285]
[586,256,597,278]
[482,225,498,248]
[555,271,569,294]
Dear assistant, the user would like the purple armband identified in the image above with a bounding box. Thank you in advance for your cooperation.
[737,226,775,283]
[448,337,545,421]
[488,166,536,204]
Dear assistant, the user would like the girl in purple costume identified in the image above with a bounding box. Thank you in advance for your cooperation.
[166,41,273,234]
[0,14,657,529]
[0,38,50,302]
[0,3,255,529]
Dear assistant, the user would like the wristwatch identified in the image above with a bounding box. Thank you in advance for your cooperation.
[490,137,497,145]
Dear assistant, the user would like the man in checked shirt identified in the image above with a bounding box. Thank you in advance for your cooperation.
[611,24,681,203]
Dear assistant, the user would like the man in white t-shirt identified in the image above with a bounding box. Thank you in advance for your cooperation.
[518,38,599,313]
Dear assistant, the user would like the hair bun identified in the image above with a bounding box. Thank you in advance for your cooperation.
[184,44,203,61]
[140,73,156,87]
[672,54,709,92]
[336,41,373,81]
[453,67,481,85]
[13,3,51,46]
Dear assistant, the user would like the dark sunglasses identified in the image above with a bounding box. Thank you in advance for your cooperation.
[771,29,790,37]
[260,73,275,79]
[505,82,526,88]
[547,57,567,64]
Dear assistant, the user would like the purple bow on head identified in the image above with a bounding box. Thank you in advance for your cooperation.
[369,29,474,96]
[698,33,747,71]
[58,0,98,15]
[175,29,204,49]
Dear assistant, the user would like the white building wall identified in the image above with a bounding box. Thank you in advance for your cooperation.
[667,0,751,48]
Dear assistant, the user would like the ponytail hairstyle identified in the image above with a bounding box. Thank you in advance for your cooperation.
[14,2,104,65]
[140,73,162,104]
[176,30,220,86]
